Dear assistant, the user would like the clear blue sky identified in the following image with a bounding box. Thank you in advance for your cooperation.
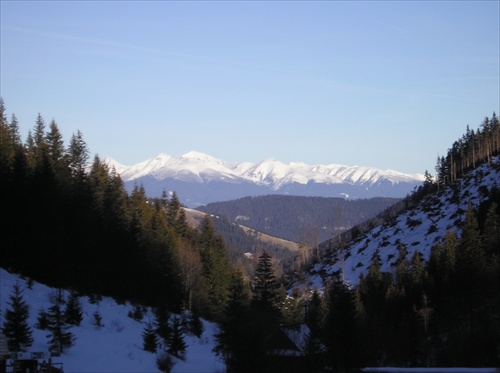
[1,1,499,174]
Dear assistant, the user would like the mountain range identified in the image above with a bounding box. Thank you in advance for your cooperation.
[104,151,425,207]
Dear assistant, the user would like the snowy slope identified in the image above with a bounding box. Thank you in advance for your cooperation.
[0,268,224,372]
[306,156,500,288]
[104,152,425,206]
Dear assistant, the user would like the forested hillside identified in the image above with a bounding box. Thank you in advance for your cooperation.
[0,99,243,322]
[197,195,399,243]
[296,114,500,370]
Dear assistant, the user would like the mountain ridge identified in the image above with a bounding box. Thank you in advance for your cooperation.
[104,151,425,207]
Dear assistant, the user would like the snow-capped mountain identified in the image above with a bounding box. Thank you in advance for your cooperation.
[104,151,425,207]
[305,156,500,288]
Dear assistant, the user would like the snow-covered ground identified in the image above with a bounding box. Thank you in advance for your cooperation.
[307,156,500,288]
[0,268,225,372]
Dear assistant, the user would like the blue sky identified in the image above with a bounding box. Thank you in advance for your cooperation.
[1,1,498,174]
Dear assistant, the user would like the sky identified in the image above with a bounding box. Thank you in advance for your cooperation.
[1,1,499,174]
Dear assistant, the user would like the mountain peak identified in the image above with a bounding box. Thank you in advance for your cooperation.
[182,151,219,162]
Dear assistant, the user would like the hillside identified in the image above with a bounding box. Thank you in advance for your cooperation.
[184,208,298,252]
[0,268,224,372]
[304,155,500,287]
[184,208,300,279]
[197,195,399,243]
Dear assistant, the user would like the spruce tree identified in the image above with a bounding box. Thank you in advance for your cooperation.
[185,310,203,338]
[154,308,172,348]
[252,251,278,309]
[214,270,251,371]
[35,307,50,330]
[167,316,187,359]
[46,291,75,353]
[1,283,33,352]
[142,321,159,353]
[64,291,83,326]
[67,129,89,180]
[200,216,232,319]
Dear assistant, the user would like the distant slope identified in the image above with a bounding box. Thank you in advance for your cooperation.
[196,195,399,243]
[184,208,300,280]
[104,152,424,207]
[304,155,500,287]
[185,208,298,252]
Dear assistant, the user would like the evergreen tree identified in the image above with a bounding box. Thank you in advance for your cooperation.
[142,321,159,353]
[305,289,327,334]
[252,250,279,310]
[325,277,358,372]
[214,270,251,371]
[46,291,75,353]
[185,310,204,338]
[154,308,172,348]
[0,97,7,127]
[35,307,50,330]
[482,202,500,257]
[199,216,232,319]
[166,191,189,237]
[167,316,187,359]
[45,119,66,169]
[8,114,21,149]
[1,283,33,352]
[64,291,83,326]
[67,130,89,180]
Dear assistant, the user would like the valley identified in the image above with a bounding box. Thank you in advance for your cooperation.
[1,106,499,371]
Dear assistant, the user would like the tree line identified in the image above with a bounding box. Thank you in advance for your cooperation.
[435,113,499,188]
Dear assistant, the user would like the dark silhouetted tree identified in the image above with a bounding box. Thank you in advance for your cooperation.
[1,283,33,352]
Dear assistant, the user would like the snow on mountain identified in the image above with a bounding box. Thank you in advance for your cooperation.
[103,152,425,207]
[118,152,240,184]
[110,151,423,187]
[102,156,129,175]
[305,156,500,288]
[0,268,224,372]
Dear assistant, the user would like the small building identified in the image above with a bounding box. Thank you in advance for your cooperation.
[264,324,327,373]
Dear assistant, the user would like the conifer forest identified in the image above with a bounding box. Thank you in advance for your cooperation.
[1,99,499,372]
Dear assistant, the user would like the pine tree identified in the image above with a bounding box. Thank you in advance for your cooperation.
[482,202,500,257]
[252,250,278,309]
[185,310,204,338]
[142,321,159,353]
[1,283,33,352]
[154,308,172,348]
[325,277,358,372]
[305,289,327,334]
[64,291,83,326]
[8,114,21,147]
[167,316,187,359]
[67,130,89,180]
[46,291,75,353]
[35,307,50,330]
[199,216,232,319]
